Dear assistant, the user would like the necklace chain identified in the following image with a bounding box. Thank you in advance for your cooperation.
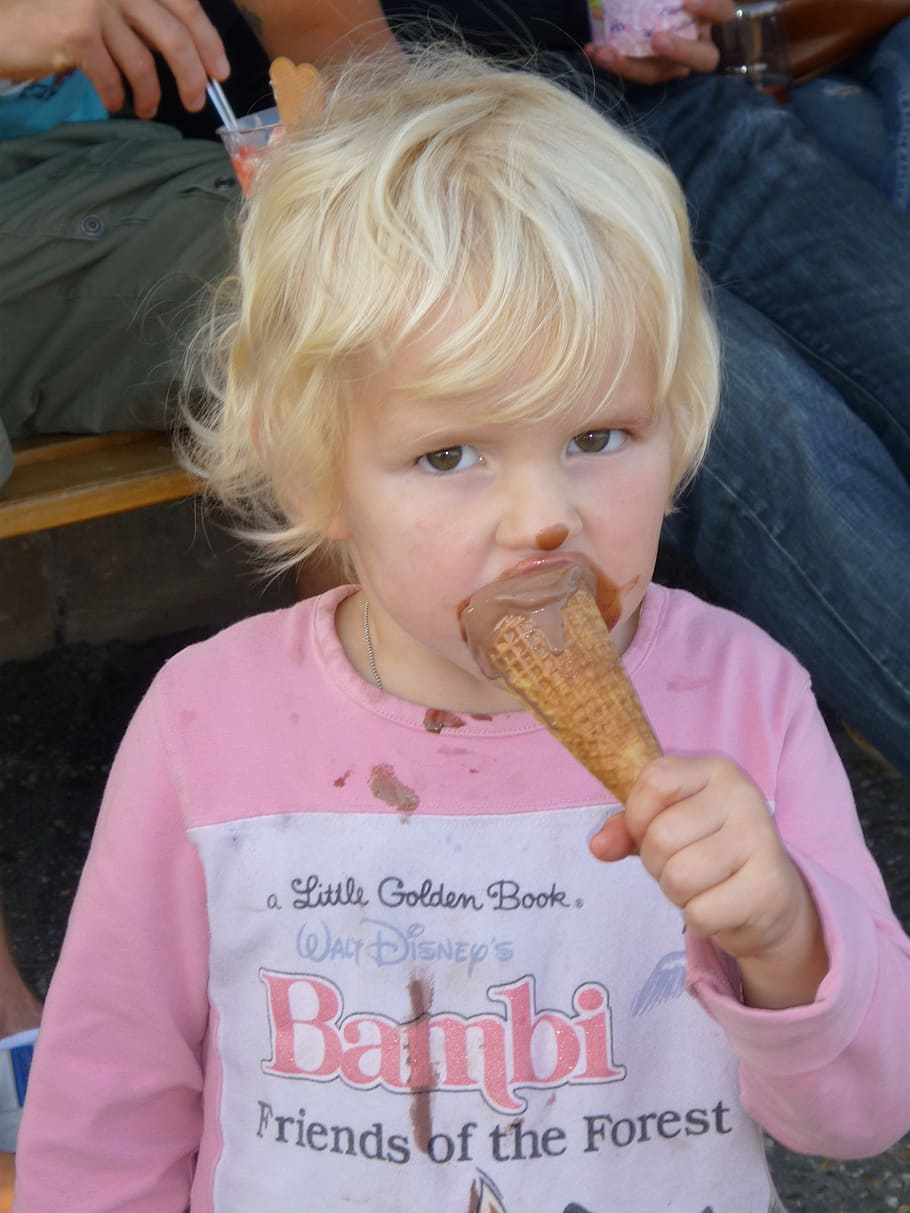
[362,597,383,691]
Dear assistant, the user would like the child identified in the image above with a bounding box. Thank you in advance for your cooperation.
[16,48,910,1213]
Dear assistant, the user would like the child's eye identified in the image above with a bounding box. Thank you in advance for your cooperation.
[568,429,627,455]
[418,445,481,473]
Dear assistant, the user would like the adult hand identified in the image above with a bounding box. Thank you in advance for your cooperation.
[589,754,829,1010]
[0,0,229,118]
[585,0,736,85]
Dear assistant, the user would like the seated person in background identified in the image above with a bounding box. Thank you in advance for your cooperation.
[0,0,396,487]
[16,49,910,1208]
[380,0,910,783]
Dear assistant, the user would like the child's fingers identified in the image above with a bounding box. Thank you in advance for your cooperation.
[679,868,756,944]
[589,757,697,862]
[588,810,637,862]
[633,759,767,885]
[588,754,707,862]
[683,856,805,958]
[622,754,714,849]
[650,823,743,910]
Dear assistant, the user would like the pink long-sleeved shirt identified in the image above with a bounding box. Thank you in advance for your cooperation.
[15,585,910,1212]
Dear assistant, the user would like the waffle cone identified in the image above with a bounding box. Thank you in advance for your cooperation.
[486,582,661,802]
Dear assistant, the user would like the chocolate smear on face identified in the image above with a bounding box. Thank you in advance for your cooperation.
[535,523,569,551]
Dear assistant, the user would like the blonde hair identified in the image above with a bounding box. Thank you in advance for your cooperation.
[181,47,719,570]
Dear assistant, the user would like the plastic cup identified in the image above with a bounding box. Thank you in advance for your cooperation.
[588,0,696,56]
[216,106,284,196]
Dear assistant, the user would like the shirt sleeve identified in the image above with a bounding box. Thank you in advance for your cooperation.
[15,677,210,1212]
[686,677,910,1159]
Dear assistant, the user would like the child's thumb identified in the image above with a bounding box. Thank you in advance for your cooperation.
[588,809,637,862]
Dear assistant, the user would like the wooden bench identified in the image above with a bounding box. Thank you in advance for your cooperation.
[0,431,200,541]
[0,430,342,601]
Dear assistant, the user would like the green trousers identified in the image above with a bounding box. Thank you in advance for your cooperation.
[0,119,239,485]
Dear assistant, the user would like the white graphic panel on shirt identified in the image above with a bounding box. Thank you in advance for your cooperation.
[192,807,776,1212]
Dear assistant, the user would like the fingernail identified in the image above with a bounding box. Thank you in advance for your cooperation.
[216,54,230,79]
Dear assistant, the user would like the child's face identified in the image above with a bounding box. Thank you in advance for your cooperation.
[329,338,674,712]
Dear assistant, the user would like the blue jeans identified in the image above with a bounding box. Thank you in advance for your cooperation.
[610,72,910,775]
[791,18,910,214]
[621,73,910,473]
[664,290,910,778]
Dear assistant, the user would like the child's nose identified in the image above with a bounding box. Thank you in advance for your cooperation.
[495,470,580,551]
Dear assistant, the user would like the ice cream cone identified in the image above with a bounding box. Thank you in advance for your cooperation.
[462,564,660,802]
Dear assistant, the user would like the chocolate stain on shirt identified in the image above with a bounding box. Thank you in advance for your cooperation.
[369,763,420,814]
[423,708,466,733]
[408,974,435,1153]
[333,770,351,788]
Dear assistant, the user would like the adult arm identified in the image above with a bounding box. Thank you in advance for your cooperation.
[0,0,228,118]
[14,681,211,1211]
[687,681,910,1158]
[586,0,735,84]
[235,0,402,65]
